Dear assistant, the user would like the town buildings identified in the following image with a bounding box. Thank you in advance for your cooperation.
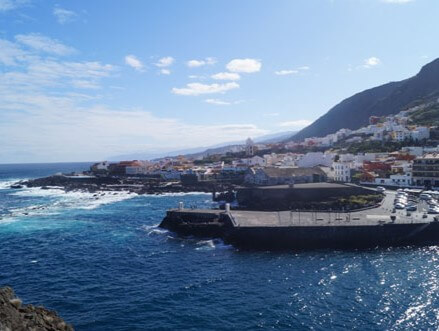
[412,153,439,187]
[87,102,439,190]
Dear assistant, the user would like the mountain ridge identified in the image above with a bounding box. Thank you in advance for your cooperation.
[291,58,439,142]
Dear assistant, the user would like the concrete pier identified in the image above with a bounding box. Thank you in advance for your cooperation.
[160,191,439,249]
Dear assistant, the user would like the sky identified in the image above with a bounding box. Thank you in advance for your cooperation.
[0,0,438,163]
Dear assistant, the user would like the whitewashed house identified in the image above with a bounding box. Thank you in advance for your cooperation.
[333,162,351,182]
[297,152,334,168]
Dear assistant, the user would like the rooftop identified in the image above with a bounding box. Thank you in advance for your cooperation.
[259,167,326,178]
[419,153,439,159]
[256,182,350,190]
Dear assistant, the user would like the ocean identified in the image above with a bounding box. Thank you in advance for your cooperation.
[0,163,438,330]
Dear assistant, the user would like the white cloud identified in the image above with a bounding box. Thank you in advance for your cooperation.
[2,60,114,90]
[362,56,381,68]
[279,120,312,128]
[53,7,77,24]
[205,98,231,105]
[274,70,298,76]
[15,33,76,56]
[211,72,240,81]
[187,59,205,67]
[160,68,171,75]
[226,58,261,73]
[0,101,267,162]
[0,0,28,12]
[0,39,28,66]
[172,82,239,96]
[0,37,114,90]
[205,99,243,106]
[71,80,100,89]
[381,0,413,3]
[205,57,216,65]
[186,57,216,67]
[124,55,144,71]
[155,56,174,67]
[275,66,309,76]
[0,36,268,163]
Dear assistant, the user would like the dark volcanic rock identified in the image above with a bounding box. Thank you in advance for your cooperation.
[20,175,234,196]
[0,287,73,331]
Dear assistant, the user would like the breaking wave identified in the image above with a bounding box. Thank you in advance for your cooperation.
[0,180,22,190]
[2,186,137,221]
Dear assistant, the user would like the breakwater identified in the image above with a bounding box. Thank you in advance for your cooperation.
[160,191,439,249]
[160,208,439,249]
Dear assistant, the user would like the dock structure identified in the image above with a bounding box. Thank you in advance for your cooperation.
[160,191,439,249]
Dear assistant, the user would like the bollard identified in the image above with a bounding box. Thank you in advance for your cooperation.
[225,203,230,213]
[178,202,184,210]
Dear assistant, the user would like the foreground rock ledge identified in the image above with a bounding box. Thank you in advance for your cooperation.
[0,287,73,331]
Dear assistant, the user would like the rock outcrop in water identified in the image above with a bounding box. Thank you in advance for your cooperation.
[0,287,73,331]
[17,175,233,195]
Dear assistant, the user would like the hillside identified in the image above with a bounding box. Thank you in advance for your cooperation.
[291,58,439,141]
[408,102,439,126]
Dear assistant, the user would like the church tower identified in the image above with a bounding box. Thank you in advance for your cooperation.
[245,137,255,156]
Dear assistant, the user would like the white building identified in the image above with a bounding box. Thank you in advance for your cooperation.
[374,173,412,187]
[333,162,351,182]
[392,129,411,142]
[242,155,266,167]
[297,152,334,168]
[338,153,355,162]
[410,126,430,141]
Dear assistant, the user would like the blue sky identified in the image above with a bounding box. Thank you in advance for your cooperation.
[0,0,437,163]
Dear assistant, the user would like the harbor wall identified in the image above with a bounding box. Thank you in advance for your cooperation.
[160,209,439,249]
[224,222,439,249]
[236,184,374,210]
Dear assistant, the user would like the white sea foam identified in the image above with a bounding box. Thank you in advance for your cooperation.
[141,223,169,236]
[3,187,137,221]
[141,223,161,231]
[0,180,22,190]
[147,228,169,236]
[0,217,19,225]
[195,239,216,250]
[145,192,211,197]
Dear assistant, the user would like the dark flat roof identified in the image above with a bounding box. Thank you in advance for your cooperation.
[253,183,352,190]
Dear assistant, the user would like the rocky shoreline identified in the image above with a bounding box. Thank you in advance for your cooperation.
[13,175,234,196]
[0,287,73,331]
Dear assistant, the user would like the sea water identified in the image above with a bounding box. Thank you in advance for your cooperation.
[0,163,438,330]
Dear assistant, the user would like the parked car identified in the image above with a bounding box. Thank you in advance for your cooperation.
[428,207,439,214]
[395,203,406,209]
[377,186,386,193]
[406,205,417,211]
[420,193,432,200]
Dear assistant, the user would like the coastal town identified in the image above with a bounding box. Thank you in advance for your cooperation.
[75,103,439,192]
